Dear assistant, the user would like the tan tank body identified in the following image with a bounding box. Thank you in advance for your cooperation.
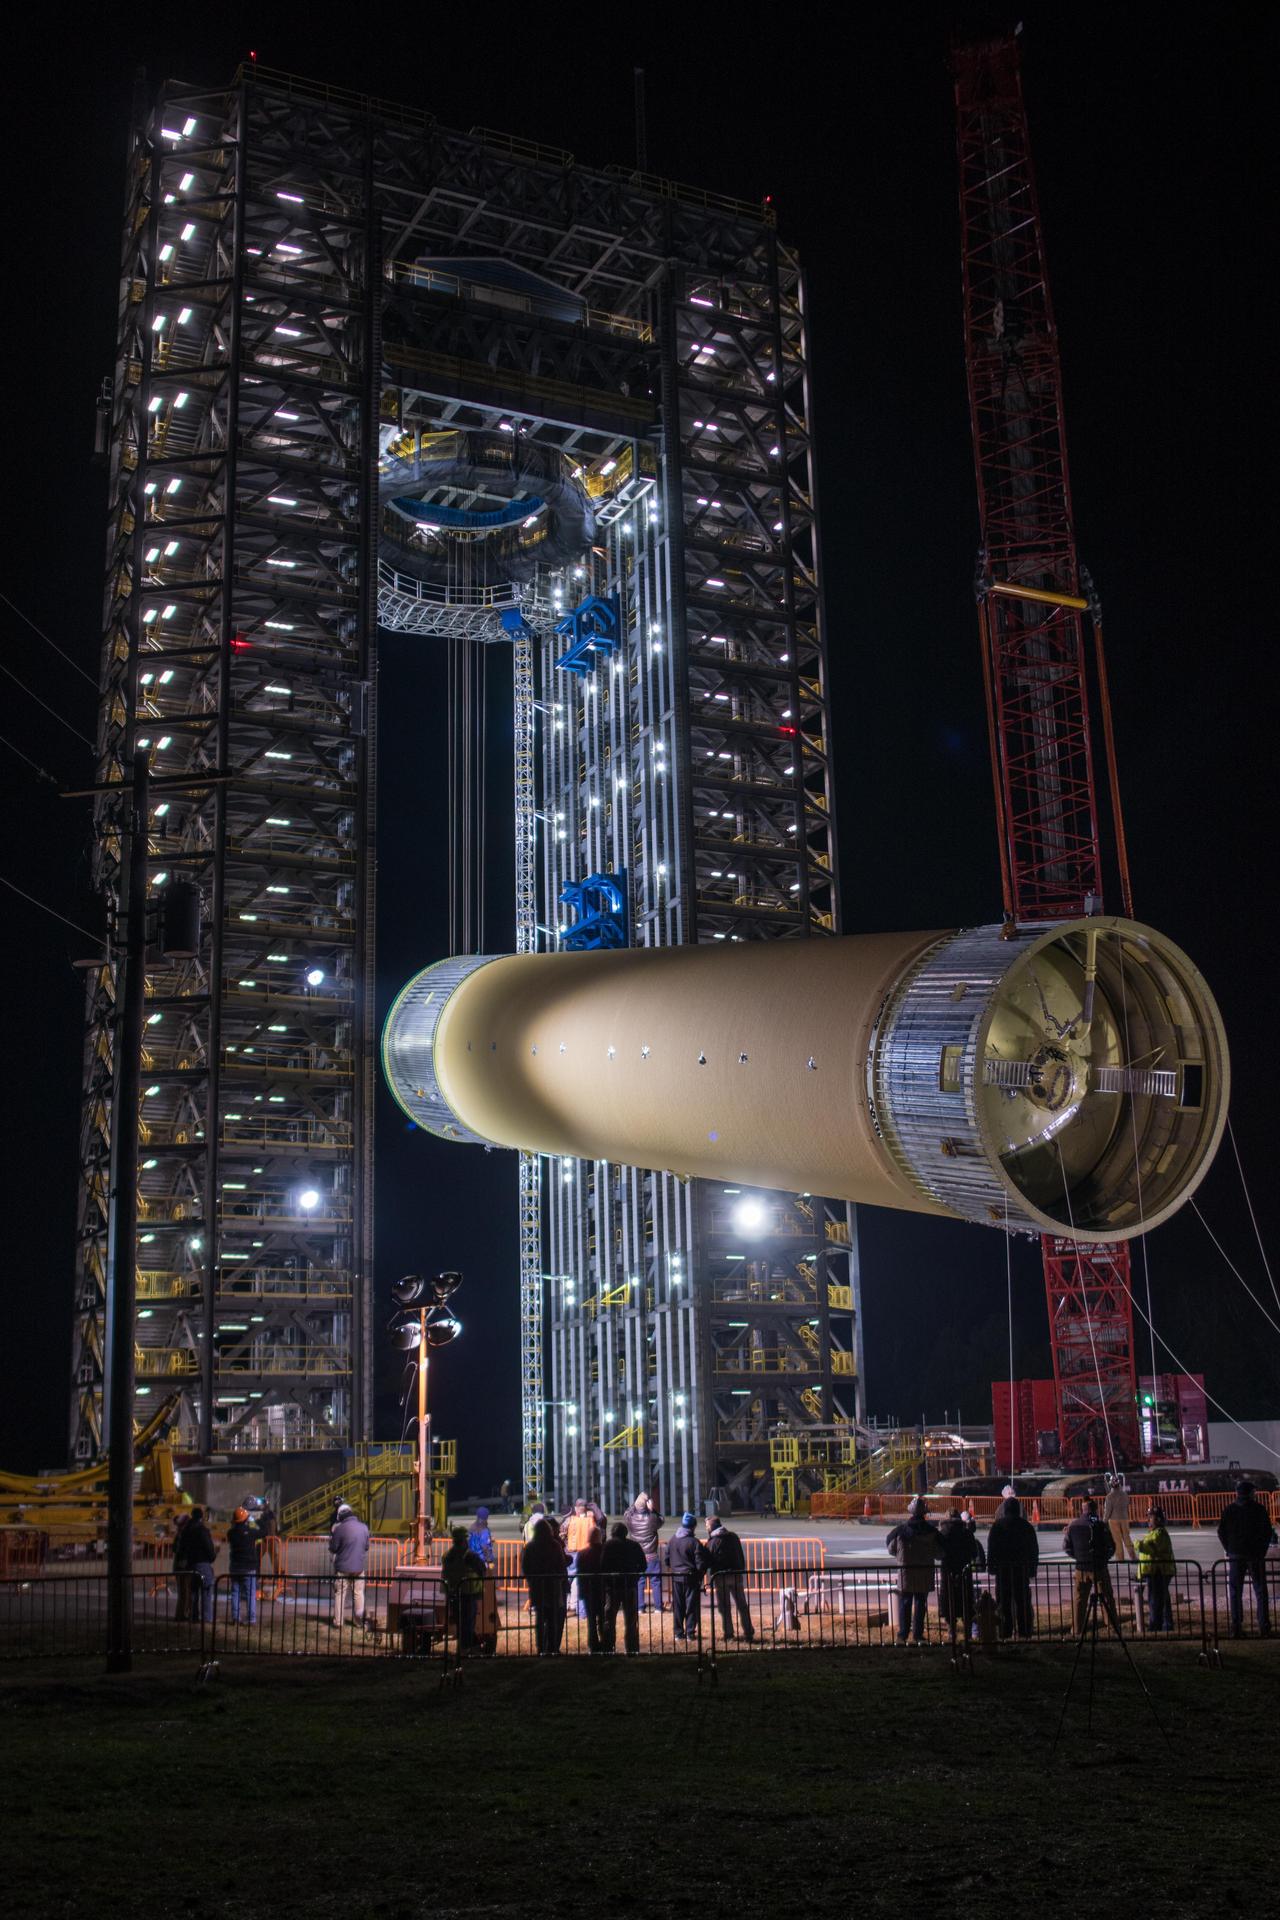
[433,932,948,1214]
[383,917,1230,1245]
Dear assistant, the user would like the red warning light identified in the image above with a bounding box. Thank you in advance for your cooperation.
[230,633,253,651]
[779,724,797,736]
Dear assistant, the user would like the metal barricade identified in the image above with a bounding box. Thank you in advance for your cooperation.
[0,1573,208,1662]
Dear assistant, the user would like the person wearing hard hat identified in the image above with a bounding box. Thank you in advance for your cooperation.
[226,1507,259,1626]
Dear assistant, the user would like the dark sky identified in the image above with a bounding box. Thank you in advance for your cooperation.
[2,5,1274,1483]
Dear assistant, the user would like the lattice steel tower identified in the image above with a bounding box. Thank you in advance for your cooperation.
[72,65,860,1499]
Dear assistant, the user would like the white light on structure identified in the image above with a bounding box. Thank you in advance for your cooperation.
[152,314,166,331]
[173,391,189,409]
[159,244,174,262]
[734,1197,767,1232]
[276,190,304,204]
[182,117,197,135]
[162,547,178,562]
[166,478,181,494]
[305,967,325,986]
[298,1190,322,1212]
[181,223,196,240]
[179,173,194,191]
[600,458,617,476]
[177,307,192,325]
[148,397,163,414]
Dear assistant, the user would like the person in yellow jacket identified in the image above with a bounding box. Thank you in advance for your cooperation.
[1136,1505,1176,1632]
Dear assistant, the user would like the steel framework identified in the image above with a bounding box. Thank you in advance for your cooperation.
[955,34,1141,1469]
[74,65,861,1496]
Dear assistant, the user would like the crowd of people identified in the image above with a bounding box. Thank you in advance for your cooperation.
[167,1476,1276,1652]
[884,1479,1276,1645]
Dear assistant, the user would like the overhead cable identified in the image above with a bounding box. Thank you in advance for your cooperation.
[0,731,61,787]
[0,658,95,747]
[0,871,100,944]
[0,590,99,686]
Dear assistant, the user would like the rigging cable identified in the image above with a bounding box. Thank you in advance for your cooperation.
[1117,937,1160,1389]
[1189,1197,1280,1342]
[1057,1145,1118,1477]
[1004,1188,1016,1476]
[1227,1117,1280,1320]
[1102,1255,1280,1464]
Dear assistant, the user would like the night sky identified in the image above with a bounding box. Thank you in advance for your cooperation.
[2,6,1273,1484]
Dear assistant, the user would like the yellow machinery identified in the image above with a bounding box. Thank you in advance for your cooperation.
[770,1427,927,1514]
[0,1394,187,1545]
[279,1440,457,1538]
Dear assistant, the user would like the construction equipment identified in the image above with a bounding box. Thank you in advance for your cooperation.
[0,1394,186,1545]
[953,33,1192,1467]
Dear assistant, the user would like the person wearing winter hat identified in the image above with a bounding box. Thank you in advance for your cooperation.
[666,1511,704,1643]
[226,1505,260,1626]
[1217,1479,1276,1637]
[328,1502,371,1630]
[468,1506,496,1570]
[1137,1506,1176,1632]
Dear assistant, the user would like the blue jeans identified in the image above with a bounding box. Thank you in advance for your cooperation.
[896,1590,928,1642]
[229,1572,257,1624]
[1227,1556,1271,1635]
[638,1555,664,1610]
[191,1562,214,1624]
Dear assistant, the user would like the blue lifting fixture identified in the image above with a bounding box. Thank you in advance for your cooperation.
[553,595,621,676]
[499,608,536,640]
[559,871,629,950]
[389,493,545,531]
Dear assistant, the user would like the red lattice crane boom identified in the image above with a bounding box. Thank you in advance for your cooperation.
[954,33,1142,1470]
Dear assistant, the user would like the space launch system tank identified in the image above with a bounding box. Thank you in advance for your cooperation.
[383,917,1228,1245]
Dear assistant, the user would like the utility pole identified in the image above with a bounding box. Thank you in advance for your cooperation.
[106,749,148,1672]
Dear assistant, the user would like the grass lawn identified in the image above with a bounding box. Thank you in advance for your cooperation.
[2,1645,1277,1917]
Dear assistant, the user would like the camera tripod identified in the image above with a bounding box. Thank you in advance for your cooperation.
[1051,1573,1171,1756]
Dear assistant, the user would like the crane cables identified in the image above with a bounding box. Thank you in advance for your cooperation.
[1056,1144,1119,1479]
[1102,1253,1280,1465]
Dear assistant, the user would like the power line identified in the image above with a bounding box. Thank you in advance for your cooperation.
[0,658,95,748]
[0,871,100,944]
[0,589,98,686]
[0,731,61,787]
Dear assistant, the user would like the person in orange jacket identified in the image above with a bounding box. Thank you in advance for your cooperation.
[562,1497,601,1619]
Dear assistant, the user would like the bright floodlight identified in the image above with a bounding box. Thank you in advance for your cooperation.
[298,1188,321,1211]
[306,967,326,987]
[733,1197,767,1233]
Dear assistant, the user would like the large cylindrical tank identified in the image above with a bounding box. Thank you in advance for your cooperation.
[382,917,1229,1244]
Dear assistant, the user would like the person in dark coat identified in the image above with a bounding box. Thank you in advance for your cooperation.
[1216,1479,1276,1637]
[600,1523,645,1654]
[885,1498,944,1645]
[181,1507,217,1624]
[1062,1497,1120,1634]
[521,1515,569,1655]
[986,1495,1039,1639]
[623,1491,665,1612]
[665,1512,703,1642]
[703,1516,755,1642]
[938,1508,986,1640]
[171,1513,193,1621]
[440,1526,486,1652]
[575,1525,607,1652]
[226,1506,259,1625]
[328,1503,371,1630]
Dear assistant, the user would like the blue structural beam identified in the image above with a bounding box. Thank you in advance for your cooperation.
[554,595,620,676]
[389,493,544,531]
[559,872,629,950]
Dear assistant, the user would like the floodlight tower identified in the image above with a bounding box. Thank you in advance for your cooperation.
[954,34,1162,1468]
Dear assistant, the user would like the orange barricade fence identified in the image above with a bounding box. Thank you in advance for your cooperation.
[282,1535,406,1582]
